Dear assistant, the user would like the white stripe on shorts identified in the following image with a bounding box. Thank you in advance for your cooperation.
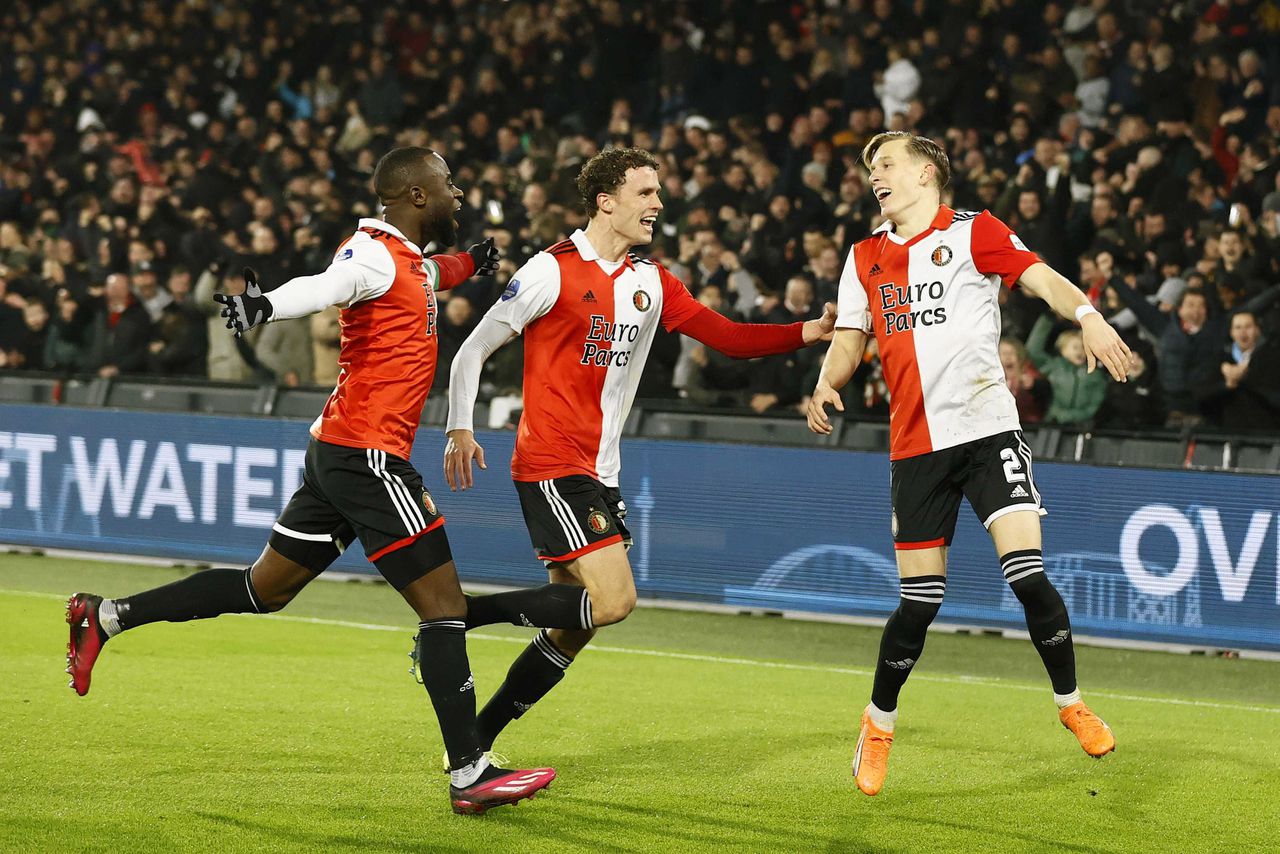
[539,479,586,551]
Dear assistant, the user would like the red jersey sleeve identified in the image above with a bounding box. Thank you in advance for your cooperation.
[658,263,804,357]
[426,252,476,291]
[970,210,1041,287]
[657,264,705,331]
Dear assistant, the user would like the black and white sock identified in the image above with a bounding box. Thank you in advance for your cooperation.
[104,567,265,637]
[870,575,945,715]
[1002,549,1077,696]
[476,629,572,750]
[465,584,593,631]
[415,619,488,788]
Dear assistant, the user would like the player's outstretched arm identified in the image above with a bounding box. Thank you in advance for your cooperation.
[807,328,867,434]
[444,316,518,490]
[1018,262,1130,382]
[672,302,837,359]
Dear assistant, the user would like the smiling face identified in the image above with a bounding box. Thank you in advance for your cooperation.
[867,138,938,223]
[600,165,663,246]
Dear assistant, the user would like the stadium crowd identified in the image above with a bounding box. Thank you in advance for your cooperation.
[1,0,1279,432]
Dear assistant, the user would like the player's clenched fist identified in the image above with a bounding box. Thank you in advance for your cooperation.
[802,302,838,345]
[806,382,844,434]
[213,267,273,337]
[444,428,486,491]
[466,237,500,277]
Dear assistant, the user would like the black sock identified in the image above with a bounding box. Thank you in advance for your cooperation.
[870,576,945,712]
[1003,549,1077,695]
[465,584,593,631]
[112,568,265,631]
[416,619,483,771]
[476,629,571,749]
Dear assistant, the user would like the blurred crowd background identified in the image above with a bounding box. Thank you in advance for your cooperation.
[1,0,1279,433]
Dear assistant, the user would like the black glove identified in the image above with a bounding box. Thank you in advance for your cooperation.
[466,237,500,277]
[213,267,273,337]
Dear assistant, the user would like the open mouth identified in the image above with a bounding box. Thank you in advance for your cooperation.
[640,215,657,231]
[875,188,892,203]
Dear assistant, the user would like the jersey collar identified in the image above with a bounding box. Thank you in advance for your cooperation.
[874,205,955,246]
[358,217,423,255]
[570,228,635,272]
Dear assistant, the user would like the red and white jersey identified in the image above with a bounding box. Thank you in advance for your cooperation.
[310,219,444,460]
[837,206,1041,460]
[484,229,703,486]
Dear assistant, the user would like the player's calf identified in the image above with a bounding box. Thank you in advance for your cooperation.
[1002,549,1077,695]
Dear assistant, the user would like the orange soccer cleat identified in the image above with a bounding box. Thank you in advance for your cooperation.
[1059,701,1116,757]
[852,707,895,796]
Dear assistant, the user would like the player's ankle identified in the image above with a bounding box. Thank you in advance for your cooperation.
[1053,688,1082,709]
[867,701,898,732]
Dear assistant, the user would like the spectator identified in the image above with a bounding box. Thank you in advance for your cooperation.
[132,262,172,322]
[1096,341,1165,430]
[1195,311,1280,433]
[85,273,152,378]
[999,337,1049,425]
[310,306,342,388]
[1111,280,1280,424]
[434,296,478,395]
[1026,314,1108,426]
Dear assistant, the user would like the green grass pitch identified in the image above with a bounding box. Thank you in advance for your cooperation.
[2,554,1278,853]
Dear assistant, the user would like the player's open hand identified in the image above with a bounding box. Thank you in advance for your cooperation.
[1081,313,1131,382]
[444,429,486,491]
[466,237,500,277]
[802,302,838,345]
[213,267,273,337]
[806,381,844,434]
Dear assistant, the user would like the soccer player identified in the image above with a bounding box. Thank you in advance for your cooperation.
[807,132,1129,796]
[440,147,836,764]
[64,147,556,815]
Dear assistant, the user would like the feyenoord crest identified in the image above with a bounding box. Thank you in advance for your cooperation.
[422,491,437,516]
[587,508,611,534]
[931,245,953,267]
[632,289,651,312]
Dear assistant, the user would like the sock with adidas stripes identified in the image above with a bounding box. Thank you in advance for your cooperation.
[475,629,572,749]
[1002,549,1077,695]
[464,584,593,631]
[415,618,485,776]
[104,568,266,639]
[870,575,945,712]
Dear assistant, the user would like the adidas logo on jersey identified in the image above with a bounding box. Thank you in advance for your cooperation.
[581,290,597,303]
[869,263,884,277]
[1010,484,1030,498]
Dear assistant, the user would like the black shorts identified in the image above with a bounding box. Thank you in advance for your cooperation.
[269,439,450,589]
[890,430,1045,550]
[513,475,632,563]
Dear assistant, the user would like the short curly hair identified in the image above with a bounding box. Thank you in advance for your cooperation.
[576,147,661,217]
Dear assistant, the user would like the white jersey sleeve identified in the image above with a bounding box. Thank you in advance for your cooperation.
[263,234,395,321]
[835,245,872,332]
[483,252,561,333]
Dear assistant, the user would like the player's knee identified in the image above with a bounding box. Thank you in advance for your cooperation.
[896,596,941,632]
[1009,571,1065,616]
[895,575,945,630]
[591,590,636,626]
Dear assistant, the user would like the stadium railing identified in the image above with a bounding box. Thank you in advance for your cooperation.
[3,371,1277,474]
